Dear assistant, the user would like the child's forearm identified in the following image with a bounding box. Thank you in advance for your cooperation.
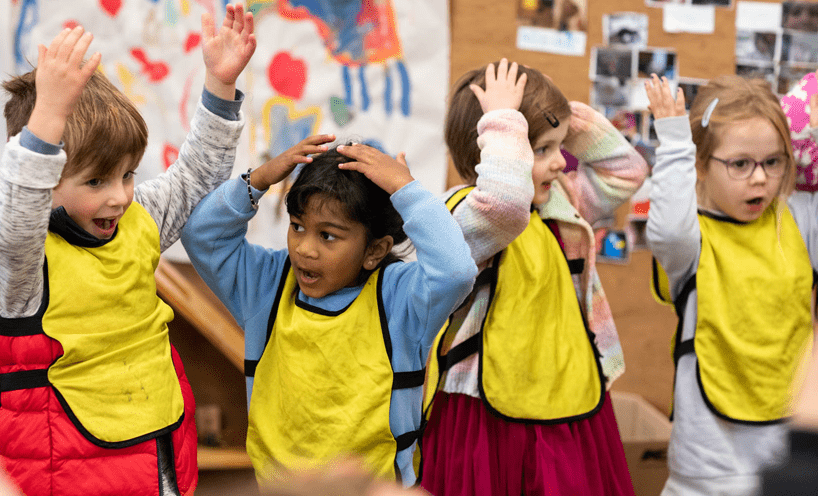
[453,109,534,265]
[563,102,649,223]
[645,116,700,294]
[0,136,65,317]
[134,92,244,251]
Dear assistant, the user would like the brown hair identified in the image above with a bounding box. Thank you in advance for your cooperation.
[688,75,796,199]
[445,62,571,184]
[3,68,148,179]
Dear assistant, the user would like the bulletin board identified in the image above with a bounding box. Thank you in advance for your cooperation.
[447,0,818,415]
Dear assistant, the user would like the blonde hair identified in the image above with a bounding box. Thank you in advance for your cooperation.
[688,75,796,201]
[3,69,148,179]
[445,62,571,184]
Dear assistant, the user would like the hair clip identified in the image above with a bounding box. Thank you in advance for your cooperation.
[544,111,560,128]
[701,98,719,128]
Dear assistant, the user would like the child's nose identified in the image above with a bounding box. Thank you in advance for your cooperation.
[295,238,318,259]
[107,183,130,207]
[748,162,768,183]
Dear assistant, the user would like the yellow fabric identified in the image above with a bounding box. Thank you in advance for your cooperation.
[247,267,397,481]
[696,206,813,422]
[651,257,673,306]
[480,211,602,420]
[42,203,183,443]
[422,324,447,420]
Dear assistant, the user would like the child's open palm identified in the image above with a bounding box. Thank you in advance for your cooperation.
[645,74,686,120]
[28,26,100,144]
[250,134,335,190]
[337,144,414,195]
[470,58,527,113]
[202,3,256,99]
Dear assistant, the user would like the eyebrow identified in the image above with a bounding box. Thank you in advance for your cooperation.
[290,215,352,232]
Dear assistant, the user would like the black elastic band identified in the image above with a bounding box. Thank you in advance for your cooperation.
[0,368,50,392]
[392,369,425,390]
[674,339,695,365]
[439,332,480,372]
[567,258,585,275]
[395,428,421,452]
[244,359,258,378]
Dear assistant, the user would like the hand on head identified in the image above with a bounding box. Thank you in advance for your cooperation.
[251,134,336,190]
[645,74,686,120]
[27,26,100,144]
[202,3,257,100]
[469,58,527,113]
[336,144,414,195]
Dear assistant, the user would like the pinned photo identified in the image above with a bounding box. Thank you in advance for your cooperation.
[782,1,818,32]
[735,30,777,64]
[592,46,635,80]
[604,12,649,47]
[637,49,677,80]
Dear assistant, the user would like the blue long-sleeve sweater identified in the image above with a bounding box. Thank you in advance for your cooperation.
[180,176,477,484]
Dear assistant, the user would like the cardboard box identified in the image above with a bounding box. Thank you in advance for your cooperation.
[611,391,672,496]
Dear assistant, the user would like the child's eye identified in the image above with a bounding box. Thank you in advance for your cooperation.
[764,156,784,169]
[87,178,102,187]
[534,146,549,155]
[320,232,337,241]
[729,159,752,171]
[124,170,136,180]
[290,222,304,233]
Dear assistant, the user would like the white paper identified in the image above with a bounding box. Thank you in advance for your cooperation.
[736,1,783,32]
[662,4,716,33]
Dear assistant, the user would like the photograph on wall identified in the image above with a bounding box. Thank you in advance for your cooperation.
[603,12,648,47]
[646,0,731,8]
[781,32,818,65]
[782,2,818,32]
[517,0,588,55]
[591,78,631,107]
[591,46,634,80]
[735,30,777,64]
[677,77,708,109]
[637,49,677,80]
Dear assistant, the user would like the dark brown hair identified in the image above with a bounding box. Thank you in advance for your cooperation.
[445,62,571,183]
[4,68,148,179]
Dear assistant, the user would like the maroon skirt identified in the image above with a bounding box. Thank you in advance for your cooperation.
[419,391,635,496]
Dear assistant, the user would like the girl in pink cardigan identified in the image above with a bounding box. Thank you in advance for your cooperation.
[420,59,648,496]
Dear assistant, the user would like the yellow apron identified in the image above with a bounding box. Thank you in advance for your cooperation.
[42,202,184,445]
[426,187,603,423]
[653,206,813,423]
[247,263,405,481]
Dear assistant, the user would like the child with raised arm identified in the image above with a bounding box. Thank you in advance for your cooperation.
[419,59,647,496]
[180,140,477,486]
[645,74,818,496]
[0,5,255,496]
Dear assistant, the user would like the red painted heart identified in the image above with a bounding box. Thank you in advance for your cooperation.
[268,52,307,100]
[163,143,179,170]
[131,48,170,83]
[184,32,201,53]
[100,0,122,17]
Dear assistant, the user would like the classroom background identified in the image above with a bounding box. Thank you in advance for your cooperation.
[2,0,817,494]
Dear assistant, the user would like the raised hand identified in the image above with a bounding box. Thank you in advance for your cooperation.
[250,134,336,190]
[336,144,414,195]
[470,58,527,113]
[202,3,257,100]
[27,26,101,144]
[645,74,686,120]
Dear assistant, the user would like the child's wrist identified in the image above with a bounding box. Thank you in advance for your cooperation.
[204,73,236,102]
[27,105,67,145]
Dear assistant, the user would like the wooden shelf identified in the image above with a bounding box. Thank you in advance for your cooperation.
[197,446,253,470]
[155,258,245,373]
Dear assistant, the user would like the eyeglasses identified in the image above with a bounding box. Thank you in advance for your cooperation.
[710,155,786,180]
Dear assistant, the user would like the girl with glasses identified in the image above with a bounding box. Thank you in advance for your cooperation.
[644,74,818,496]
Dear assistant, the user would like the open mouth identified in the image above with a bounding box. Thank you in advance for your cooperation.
[297,267,320,284]
[93,218,117,234]
[746,197,763,205]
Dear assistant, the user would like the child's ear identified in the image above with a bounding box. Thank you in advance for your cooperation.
[363,235,394,270]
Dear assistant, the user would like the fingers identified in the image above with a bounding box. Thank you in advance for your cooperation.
[81,52,102,80]
[54,26,85,61]
[506,60,518,85]
[243,10,255,37]
[469,83,486,102]
[337,143,377,163]
[515,72,528,92]
[47,27,73,57]
[232,4,245,33]
[201,12,216,42]
[396,152,407,166]
[69,32,94,68]
[675,87,686,115]
[494,58,509,84]
[222,4,236,30]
